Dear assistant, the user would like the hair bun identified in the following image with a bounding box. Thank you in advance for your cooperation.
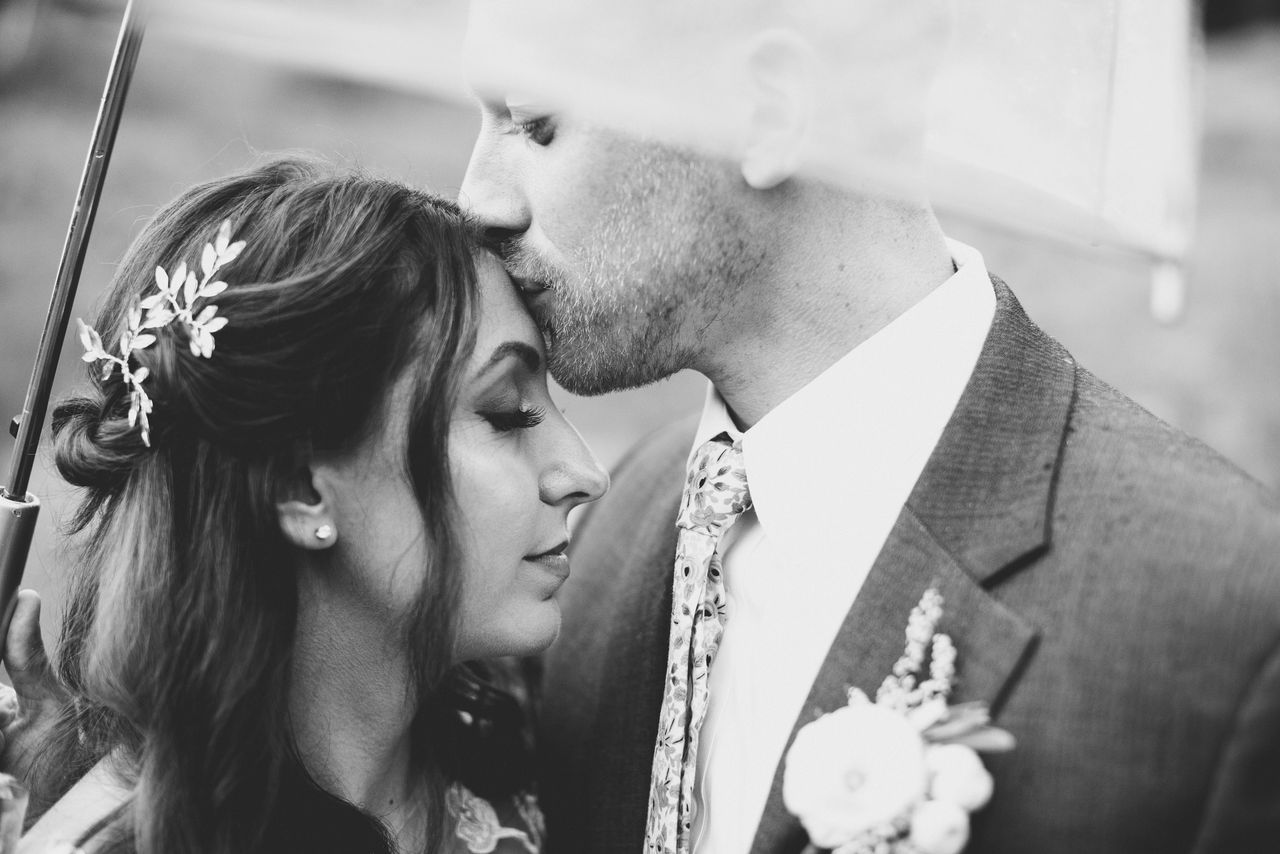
[52,395,148,492]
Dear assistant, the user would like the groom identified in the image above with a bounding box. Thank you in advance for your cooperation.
[459,1,1280,852]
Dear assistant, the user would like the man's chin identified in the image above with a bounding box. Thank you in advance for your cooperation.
[546,355,617,397]
[547,342,675,397]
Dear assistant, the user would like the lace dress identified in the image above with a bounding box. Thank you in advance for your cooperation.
[444,783,545,854]
[31,782,544,854]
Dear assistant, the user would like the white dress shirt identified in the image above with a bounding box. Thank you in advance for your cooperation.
[689,239,996,854]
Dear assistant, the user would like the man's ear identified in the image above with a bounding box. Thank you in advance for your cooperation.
[276,465,338,551]
[740,29,815,191]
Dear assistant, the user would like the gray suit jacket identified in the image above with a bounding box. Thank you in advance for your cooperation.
[537,279,1280,853]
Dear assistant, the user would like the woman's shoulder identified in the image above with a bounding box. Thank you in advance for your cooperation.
[444,782,545,854]
[19,760,130,854]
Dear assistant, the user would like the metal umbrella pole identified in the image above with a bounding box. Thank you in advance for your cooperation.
[0,0,149,657]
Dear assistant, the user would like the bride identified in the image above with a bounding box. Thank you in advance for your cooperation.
[11,155,607,852]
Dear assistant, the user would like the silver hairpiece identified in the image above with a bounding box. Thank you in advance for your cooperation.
[78,219,244,446]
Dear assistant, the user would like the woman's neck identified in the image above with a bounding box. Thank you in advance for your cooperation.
[289,578,428,847]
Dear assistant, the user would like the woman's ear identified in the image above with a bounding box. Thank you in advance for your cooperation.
[276,465,338,550]
[740,28,815,191]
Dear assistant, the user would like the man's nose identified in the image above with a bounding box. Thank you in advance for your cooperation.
[459,140,531,248]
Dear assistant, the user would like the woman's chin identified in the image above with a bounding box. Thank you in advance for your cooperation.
[457,599,562,661]
[511,601,562,655]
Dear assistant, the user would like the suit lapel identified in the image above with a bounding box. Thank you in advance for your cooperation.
[749,278,1076,853]
[905,277,1077,582]
[748,510,1040,854]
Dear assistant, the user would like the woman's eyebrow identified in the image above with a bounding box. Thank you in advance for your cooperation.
[477,340,543,376]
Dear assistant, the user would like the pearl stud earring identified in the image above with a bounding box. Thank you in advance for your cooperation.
[314,524,334,541]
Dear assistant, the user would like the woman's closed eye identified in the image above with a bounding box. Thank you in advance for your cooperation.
[482,403,547,432]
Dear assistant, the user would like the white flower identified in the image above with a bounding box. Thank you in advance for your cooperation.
[909,800,970,854]
[783,589,1010,854]
[782,702,928,848]
[926,744,994,812]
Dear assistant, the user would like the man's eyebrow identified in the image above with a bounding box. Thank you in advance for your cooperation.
[477,341,542,376]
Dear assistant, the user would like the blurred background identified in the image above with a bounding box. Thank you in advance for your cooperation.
[0,0,1277,643]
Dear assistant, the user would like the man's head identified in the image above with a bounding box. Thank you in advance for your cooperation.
[461,107,766,395]
[459,0,954,395]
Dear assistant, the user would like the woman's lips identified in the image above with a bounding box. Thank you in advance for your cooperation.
[525,541,570,583]
[526,552,570,582]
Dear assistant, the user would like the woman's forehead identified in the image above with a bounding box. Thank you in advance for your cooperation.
[472,258,545,361]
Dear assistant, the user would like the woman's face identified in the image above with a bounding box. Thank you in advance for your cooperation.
[448,256,609,659]
[318,255,608,663]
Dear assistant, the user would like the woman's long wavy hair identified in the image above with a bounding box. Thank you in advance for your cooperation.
[26,156,527,853]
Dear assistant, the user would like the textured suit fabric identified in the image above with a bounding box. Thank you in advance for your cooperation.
[537,279,1280,854]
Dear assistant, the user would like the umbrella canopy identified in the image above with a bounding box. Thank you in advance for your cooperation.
[154,0,1201,266]
[928,0,1199,263]
[151,0,470,99]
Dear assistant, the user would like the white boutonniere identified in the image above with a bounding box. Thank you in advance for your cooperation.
[783,589,1014,854]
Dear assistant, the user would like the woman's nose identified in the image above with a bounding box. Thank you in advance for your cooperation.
[540,428,610,509]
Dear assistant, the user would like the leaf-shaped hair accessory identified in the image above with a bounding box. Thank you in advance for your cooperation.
[77,219,244,446]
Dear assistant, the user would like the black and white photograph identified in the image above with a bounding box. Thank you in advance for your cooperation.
[0,0,1277,852]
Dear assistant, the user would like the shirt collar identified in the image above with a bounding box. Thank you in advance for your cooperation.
[691,238,996,574]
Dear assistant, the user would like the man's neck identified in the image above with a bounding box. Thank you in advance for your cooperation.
[700,202,955,429]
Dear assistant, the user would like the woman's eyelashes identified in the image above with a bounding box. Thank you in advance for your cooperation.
[482,402,547,433]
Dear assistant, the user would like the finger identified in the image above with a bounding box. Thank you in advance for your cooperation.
[4,590,50,698]
[0,684,16,722]
[44,844,86,854]
[0,684,17,752]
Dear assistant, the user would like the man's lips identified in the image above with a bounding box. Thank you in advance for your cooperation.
[511,273,551,296]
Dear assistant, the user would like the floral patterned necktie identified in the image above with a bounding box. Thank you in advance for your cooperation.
[645,433,752,854]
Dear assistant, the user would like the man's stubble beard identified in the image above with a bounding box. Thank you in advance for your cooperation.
[538,256,699,396]
[509,152,762,397]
